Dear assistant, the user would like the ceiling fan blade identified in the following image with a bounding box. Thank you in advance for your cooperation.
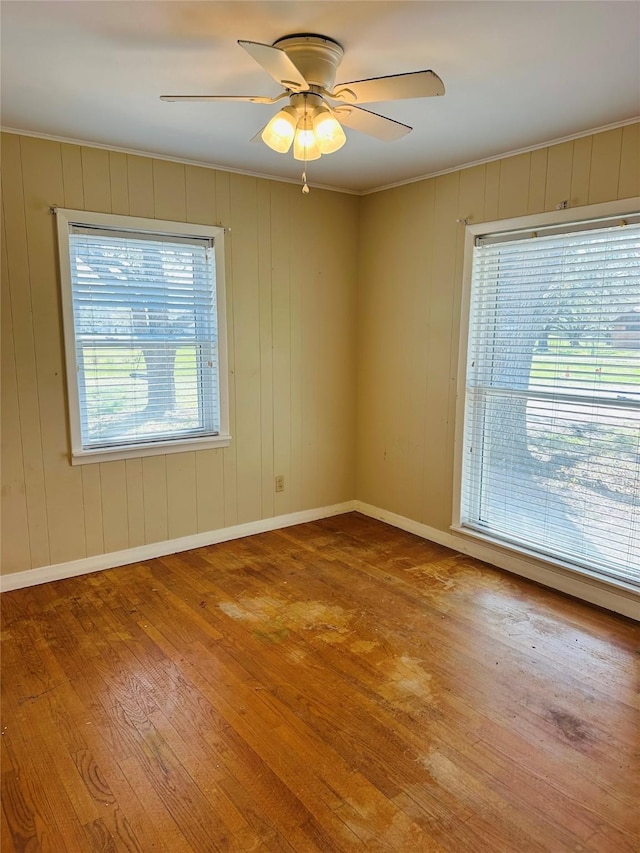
[331,70,445,104]
[238,40,308,91]
[250,125,267,143]
[160,94,283,104]
[333,106,412,141]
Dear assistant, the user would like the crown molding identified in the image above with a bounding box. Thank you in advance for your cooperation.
[0,126,359,196]
[360,116,640,196]
[2,116,639,197]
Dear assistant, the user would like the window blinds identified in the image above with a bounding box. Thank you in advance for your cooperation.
[68,226,219,450]
[461,219,640,587]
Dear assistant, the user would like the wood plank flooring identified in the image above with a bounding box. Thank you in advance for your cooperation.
[1,513,638,852]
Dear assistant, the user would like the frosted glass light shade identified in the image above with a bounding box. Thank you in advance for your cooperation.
[261,107,298,153]
[293,122,321,161]
[312,109,346,154]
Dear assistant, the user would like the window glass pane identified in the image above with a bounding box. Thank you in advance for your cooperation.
[67,226,220,451]
[462,221,640,587]
[79,343,215,446]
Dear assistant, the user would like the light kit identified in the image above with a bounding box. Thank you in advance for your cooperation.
[262,96,346,160]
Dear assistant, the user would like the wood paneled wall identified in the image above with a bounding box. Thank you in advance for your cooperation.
[356,124,640,532]
[1,134,358,574]
[3,124,638,578]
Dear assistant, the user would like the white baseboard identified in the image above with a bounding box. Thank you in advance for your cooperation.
[354,502,639,621]
[0,501,357,593]
[3,497,638,620]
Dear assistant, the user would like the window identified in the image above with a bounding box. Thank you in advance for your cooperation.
[456,202,640,589]
[56,209,229,464]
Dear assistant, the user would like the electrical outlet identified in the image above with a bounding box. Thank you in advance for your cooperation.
[275,475,285,493]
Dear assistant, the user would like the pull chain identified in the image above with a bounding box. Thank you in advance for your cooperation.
[301,95,310,194]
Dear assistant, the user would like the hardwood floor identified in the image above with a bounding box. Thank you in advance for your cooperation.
[1,513,638,852]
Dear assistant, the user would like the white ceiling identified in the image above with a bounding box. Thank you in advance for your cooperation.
[2,1,639,193]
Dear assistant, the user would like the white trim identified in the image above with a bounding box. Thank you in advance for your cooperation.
[452,197,640,582]
[214,230,230,443]
[0,502,357,592]
[463,197,640,240]
[55,209,230,463]
[449,524,639,596]
[355,502,639,621]
[3,497,637,619]
[70,435,231,465]
[361,117,640,196]
[3,118,638,197]
[57,208,226,239]
[452,221,476,530]
[0,127,359,196]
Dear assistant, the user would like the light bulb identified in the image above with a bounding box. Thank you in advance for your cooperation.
[293,118,321,161]
[312,108,346,154]
[261,106,297,153]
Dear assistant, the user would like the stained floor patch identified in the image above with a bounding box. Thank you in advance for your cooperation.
[218,594,352,643]
[350,640,379,655]
[218,601,258,621]
[546,708,592,745]
[379,655,436,710]
[420,749,505,818]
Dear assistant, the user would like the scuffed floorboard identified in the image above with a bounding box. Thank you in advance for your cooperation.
[1,513,638,851]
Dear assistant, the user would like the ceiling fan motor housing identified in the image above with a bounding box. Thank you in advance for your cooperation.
[273,34,344,91]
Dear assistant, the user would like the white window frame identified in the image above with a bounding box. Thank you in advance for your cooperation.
[56,209,230,464]
[452,196,640,590]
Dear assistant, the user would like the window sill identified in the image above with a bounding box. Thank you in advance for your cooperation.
[70,434,232,465]
[449,524,640,596]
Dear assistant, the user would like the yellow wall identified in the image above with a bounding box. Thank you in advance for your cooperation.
[356,124,640,533]
[1,133,358,574]
[3,124,639,578]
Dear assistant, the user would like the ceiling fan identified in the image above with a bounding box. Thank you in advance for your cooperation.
[160,33,444,190]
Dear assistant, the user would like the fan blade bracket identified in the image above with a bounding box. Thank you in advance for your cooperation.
[328,87,357,103]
